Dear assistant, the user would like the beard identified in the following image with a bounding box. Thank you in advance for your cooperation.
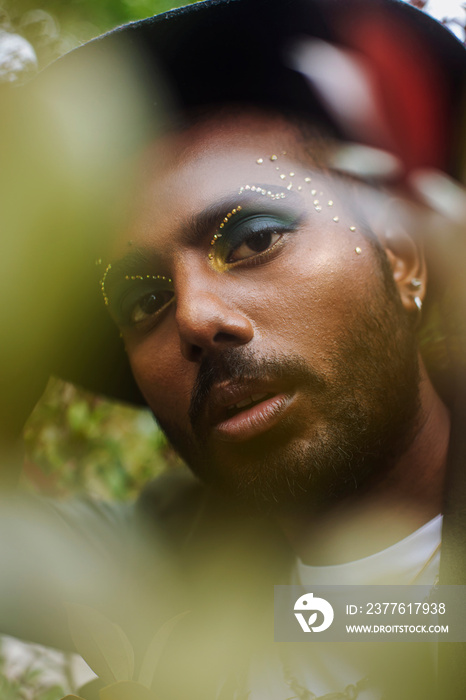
[155,254,421,513]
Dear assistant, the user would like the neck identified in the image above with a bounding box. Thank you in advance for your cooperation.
[277,359,450,565]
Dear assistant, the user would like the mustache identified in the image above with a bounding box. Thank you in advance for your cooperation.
[188,347,327,432]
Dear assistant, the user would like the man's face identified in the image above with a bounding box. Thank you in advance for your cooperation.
[105,112,420,510]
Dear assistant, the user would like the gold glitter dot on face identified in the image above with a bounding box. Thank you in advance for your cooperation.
[287,183,293,190]
[297,186,302,191]
[333,216,340,223]
[304,177,311,183]
[313,199,319,205]
[100,262,112,306]
[315,205,322,212]
[328,200,334,207]
[311,189,317,195]
[256,158,263,164]
[210,205,242,248]
[355,247,362,254]
[289,172,295,177]
[280,174,286,180]
[275,167,280,171]
[270,155,278,161]
[350,226,356,232]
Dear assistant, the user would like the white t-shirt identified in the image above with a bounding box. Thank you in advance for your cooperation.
[247,515,442,700]
[295,514,442,587]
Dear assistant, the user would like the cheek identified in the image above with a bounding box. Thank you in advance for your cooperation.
[124,332,195,424]
[242,230,374,350]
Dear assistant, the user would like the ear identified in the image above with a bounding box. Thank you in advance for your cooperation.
[379,223,426,313]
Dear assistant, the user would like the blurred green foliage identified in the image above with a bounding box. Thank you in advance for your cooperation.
[0,0,201,66]
[2,0,195,499]
[23,379,184,499]
[0,641,67,699]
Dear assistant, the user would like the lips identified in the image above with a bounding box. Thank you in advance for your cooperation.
[226,392,272,417]
[206,381,295,442]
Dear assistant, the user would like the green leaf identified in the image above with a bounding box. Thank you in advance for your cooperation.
[38,687,69,700]
[99,680,156,700]
[138,611,189,690]
[66,604,134,685]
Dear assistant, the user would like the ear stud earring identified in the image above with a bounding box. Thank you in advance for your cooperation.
[410,280,423,312]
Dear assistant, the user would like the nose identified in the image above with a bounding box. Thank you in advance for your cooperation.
[174,269,254,363]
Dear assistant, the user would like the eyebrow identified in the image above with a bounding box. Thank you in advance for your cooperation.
[105,183,301,287]
[103,248,157,296]
[182,184,301,246]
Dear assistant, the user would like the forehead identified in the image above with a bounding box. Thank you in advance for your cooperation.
[148,110,325,173]
[111,111,332,256]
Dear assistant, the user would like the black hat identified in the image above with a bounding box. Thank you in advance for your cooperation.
[26,0,466,405]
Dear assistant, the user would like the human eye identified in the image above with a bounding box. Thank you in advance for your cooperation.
[129,289,174,324]
[110,276,175,328]
[211,211,300,270]
[228,225,282,263]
